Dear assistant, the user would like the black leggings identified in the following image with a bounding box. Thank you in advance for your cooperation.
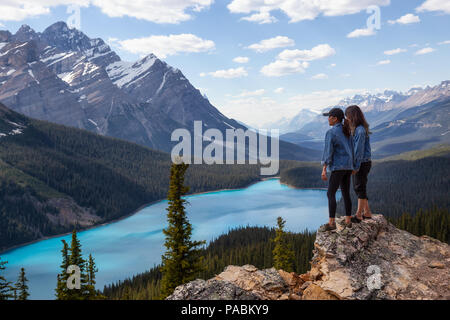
[327,170,352,218]
[353,161,371,199]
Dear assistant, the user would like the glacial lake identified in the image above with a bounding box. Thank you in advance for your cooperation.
[1,178,337,299]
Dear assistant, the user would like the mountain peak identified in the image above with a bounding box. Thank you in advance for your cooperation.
[44,21,70,33]
[0,30,12,42]
[14,24,38,42]
[17,24,34,32]
[167,215,450,300]
[138,53,159,64]
[41,21,93,52]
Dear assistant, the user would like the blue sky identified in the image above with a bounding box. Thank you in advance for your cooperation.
[1,0,449,127]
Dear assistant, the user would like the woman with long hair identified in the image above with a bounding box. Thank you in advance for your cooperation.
[345,105,373,222]
[320,107,354,231]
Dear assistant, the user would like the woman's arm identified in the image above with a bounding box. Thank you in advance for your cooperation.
[321,130,333,180]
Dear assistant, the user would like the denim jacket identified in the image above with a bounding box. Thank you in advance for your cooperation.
[321,123,354,172]
[353,125,371,170]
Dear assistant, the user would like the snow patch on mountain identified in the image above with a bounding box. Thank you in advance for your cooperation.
[0,119,26,139]
[28,69,39,84]
[57,71,77,84]
[156,71,169,96]
[106,54,158,88]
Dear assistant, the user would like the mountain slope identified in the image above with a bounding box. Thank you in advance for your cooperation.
[0,22,318,160]
[370,97,450,157]
[0,103,269,252]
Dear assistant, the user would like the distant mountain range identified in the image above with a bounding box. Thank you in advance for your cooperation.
[0,22,319,161]
[277,81,450,157]
[261,109,320,135]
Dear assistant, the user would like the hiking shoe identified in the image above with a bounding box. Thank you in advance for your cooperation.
[344,221,352,228]
[351,215,363,223]
[321,223,337,231]
[362,215,372,220]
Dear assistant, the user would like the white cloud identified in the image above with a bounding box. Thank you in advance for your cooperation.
[0,1,88,21]
[341,73,351,78]
[93,0,213,23]
[277,44,336,61]
[311,73,328,80]
[416,0,450,14]
[329,63,337,68]
[207,67,248,79]
[438,40,450,45]
[221,96,280,127]
[235,89,265,97]
[388,13,420,24]
[246,36,295,53]
[377,59,391,65]
[117,34,215,58]
[384,48,407,55]
[233,56,249,63]
[415,47,435,55]
[241,11,277,24]
[0,0,212,23]
[260,44,334,77]
[227,0,390,23]
[0,22,5,28]
[260,60,309,77]
[347,27,376,38]
[274,87,285,94]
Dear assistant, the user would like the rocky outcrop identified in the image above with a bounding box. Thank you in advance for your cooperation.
[167,215,450,300]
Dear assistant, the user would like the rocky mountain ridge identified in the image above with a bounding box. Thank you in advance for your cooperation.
[0,22,319,160]
[0,22,215,152]
[167,215,450,300]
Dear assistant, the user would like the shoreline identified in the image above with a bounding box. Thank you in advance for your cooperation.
[1,176,280,255]
[279,180,327,190]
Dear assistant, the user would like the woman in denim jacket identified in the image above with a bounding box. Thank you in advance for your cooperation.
[320,108,354,231]
[345,105,373,222]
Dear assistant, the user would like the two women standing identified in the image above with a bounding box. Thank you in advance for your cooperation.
[320,105,372,231]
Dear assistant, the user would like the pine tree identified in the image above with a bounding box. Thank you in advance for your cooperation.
[0,258,12,300]
[160,161,206,298]
[15,268,29,300]
[272,217,295,272]
[55,239,70,300]
[86,254,101,299]
[67,229,88,299]
[55,231,100,300]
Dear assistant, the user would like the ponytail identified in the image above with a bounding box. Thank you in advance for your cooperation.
[343,119,351,137]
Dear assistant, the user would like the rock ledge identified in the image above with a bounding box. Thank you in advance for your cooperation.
[167,215,450,300]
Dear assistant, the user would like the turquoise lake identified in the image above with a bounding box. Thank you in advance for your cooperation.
[1,178,338,299]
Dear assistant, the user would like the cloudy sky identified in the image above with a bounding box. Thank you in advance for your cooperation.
[1,0,449,127]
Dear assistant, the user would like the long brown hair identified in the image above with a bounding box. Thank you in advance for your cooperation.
[342,119,351,137]
[345,105,370,136]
